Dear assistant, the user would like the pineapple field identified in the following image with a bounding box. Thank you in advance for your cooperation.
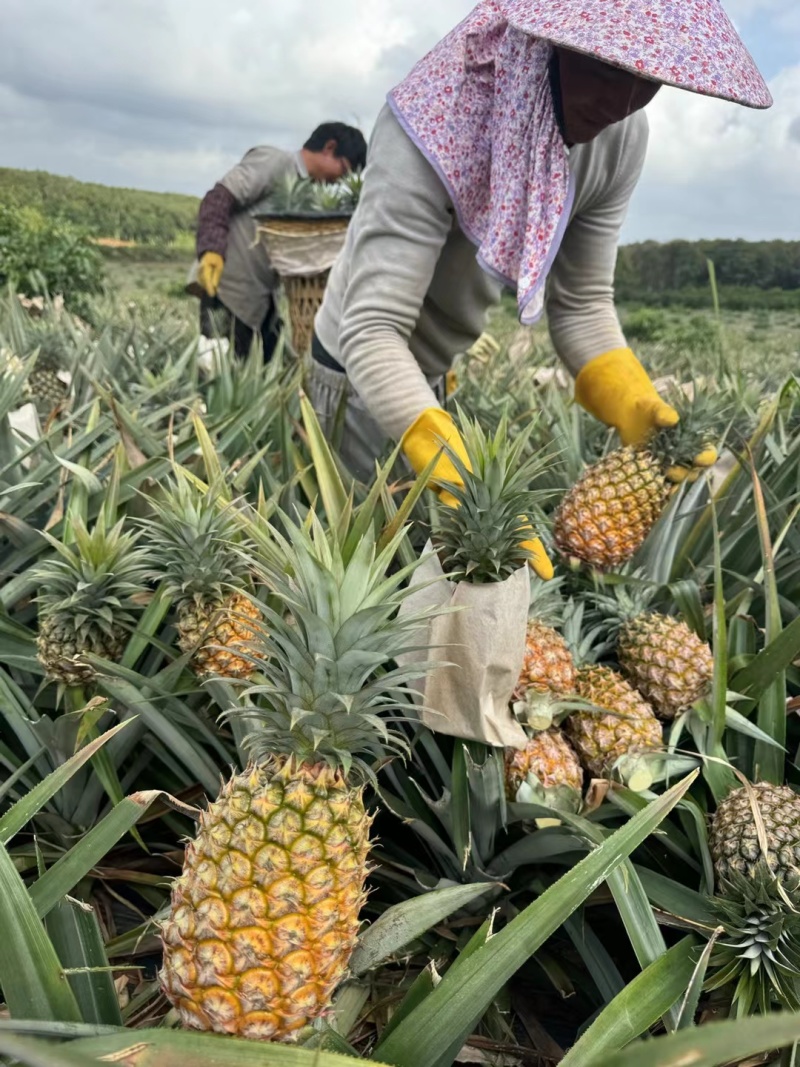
[0,275,799,1067]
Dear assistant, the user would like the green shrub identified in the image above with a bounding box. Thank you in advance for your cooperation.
[622,307,670,342]
[0,204,104,313]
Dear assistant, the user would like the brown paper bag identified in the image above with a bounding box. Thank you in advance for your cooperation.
[397,542,528,748]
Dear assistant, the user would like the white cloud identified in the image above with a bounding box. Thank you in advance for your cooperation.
[623,63,800,240]
[0,0,798,241]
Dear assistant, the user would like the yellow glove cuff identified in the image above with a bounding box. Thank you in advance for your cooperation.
[401,408,471,495]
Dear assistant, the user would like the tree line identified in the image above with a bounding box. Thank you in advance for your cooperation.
[615,239,800,297]
[0,168,199,245]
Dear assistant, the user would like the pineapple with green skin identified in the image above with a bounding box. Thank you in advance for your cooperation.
[709,782,800,891]
[141,479,262,680]
[706,783,800,1014]
[553,392,721,570]
[34,516,149,686]
[160,513,430,1041]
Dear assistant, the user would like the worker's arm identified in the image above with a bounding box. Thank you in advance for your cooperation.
[196,183,237,260]
[544,112,649,380]
[194,146,296,296]
[335,105,454,443]
[545,116,716,474]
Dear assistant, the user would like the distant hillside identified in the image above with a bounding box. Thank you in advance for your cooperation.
[0,168,199,244]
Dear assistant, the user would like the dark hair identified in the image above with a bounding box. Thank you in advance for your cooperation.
[304,122,367,170]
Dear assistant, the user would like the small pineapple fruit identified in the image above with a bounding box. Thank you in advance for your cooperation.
[34,516,149,687]
[142,478,261,680]
[514,579,577,731]
[160,511,430,1041]
[709,782,800,893]
[618,612,713,719]
[504,728,583,811]
[553,392,721,571]
[566,665,662,791]
[706,783,800,1015]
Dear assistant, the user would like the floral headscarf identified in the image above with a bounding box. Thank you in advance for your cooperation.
[388,0,770,324]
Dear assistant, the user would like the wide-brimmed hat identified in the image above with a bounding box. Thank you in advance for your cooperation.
[499,0,772,108]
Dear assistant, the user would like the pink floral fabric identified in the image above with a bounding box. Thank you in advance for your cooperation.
[388,0,770,325]
[501,0,772,109]
[389,2,571,324]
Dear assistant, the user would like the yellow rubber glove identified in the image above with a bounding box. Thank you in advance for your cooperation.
[402,408,554,580]
[197,252,224,297]
[574,348,718,483]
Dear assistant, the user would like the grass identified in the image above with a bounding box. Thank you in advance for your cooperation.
[95,253,799,390]
[487,292,799,387]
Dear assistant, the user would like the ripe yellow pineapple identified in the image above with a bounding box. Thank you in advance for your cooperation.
[618,612,713,719]
[553,394,720,571]
[592,584,714,720]
[512,581,577,732]
[566,665,662,791]
[34,516,149,687]
[160,511,432,1041]
[142,478,261,680]
[504,728,583,810]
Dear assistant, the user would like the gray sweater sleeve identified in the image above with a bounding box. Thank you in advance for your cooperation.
[545,115,649,376]
[335,116,455,442]
[220,146,294,210]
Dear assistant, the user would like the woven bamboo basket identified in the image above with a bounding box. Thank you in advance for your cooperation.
[254,213,351,356]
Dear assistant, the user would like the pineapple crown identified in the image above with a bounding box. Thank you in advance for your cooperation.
[559,596,614,668]
[434,411,552,584]
[527,573,571,628]
[35,515,149,633]
[139,476,253,606]
[646,383,732,470]
[707,862,800,1015]
[229,511,438,781]
[260,172,355,215]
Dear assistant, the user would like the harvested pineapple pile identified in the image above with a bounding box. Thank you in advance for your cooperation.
[1,291,800,1065]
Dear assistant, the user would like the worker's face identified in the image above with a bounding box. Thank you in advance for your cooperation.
[306,140,351,183]
[555,46,661,145]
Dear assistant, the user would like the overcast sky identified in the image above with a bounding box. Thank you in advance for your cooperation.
[1,0,798,242]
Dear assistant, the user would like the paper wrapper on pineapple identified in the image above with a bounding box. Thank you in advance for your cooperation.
[397,542,529,748]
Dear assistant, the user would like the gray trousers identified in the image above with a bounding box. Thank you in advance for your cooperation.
[304,356,444,484]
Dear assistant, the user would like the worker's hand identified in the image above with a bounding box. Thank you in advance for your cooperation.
[197,252,224,297]
[574,348,717,484]
[402,408,554,580]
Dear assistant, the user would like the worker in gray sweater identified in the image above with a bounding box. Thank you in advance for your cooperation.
[310,0,771,577]
[191,122,366,360]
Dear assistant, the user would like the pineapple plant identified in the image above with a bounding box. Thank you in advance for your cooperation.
[553,392,721,570]
[433,413,550,583]
[706,783,800,1014]
[141,478,262,680]
[566,664,663,791]
[504,728,583,811]
[160,511,431,1041]
[34,516,149,687]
